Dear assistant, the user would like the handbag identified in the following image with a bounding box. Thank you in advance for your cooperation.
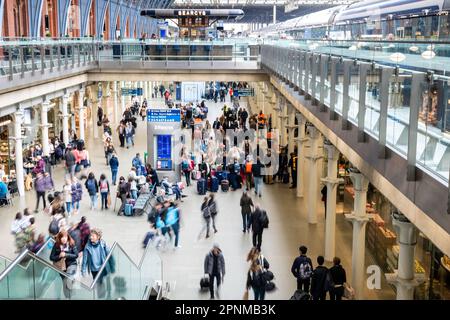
[343,283,355,300]
[107,193,112,207]
[243,290,249,300]
[53,258,66,271]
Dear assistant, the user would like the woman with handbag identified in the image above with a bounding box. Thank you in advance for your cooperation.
[50,230,78,299]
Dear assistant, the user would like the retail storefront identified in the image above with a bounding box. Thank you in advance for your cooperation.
[333,154,450,300]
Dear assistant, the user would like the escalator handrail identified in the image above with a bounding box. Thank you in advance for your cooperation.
[0,249,30,282]
[0,237,55,275]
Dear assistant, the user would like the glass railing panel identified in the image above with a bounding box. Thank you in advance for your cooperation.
[385,71,411,155]
[140,245,162,290]
[0,256,10,297]
[0,254,34,299]
[416,76,450,181]
[348,63,360,124]
[364,67,381,136]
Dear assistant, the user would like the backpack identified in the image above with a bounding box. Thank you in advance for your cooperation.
[245,162,252,174]
[49,217,62,235]
[202,204,211,219]
[100,180,108,192]
[234,163,240,173]
[259,210,269,228]
[298,259,312,280]
[182,160,189,172]
[209,201,217,216]
[87,179,96,193]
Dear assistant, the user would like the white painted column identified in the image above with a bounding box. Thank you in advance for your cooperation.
[121,81,126,115]
[78,89,86,141]
[345,170,370,300]
[386,212,425,300]
[273,4,276,25]
[61,94,70,145]
[322,142,344,261]
[295,113,307,198]
[40,102,50,157]
[287,105,296,155]
[113,81,119,124]
[305,125,322,224]
[13,110,25,196]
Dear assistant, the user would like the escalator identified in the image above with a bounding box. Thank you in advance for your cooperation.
[0,239,163,300]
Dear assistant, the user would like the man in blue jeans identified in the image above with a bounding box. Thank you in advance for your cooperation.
[132,153,143,176]
[109,153,119,185]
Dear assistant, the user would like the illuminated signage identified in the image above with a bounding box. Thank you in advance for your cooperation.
[177,10,206,16]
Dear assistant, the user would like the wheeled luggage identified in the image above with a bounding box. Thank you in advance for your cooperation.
[197,178,207,195]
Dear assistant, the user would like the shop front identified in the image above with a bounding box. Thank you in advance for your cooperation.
[334,154,450,299]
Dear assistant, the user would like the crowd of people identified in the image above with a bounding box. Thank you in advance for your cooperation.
[6,83,351,301]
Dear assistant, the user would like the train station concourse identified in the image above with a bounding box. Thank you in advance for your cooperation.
[0,0,450,305]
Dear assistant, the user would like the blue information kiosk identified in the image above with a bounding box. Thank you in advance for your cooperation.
[147,109,182,182]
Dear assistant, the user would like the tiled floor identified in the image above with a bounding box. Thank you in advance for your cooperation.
[0,96,396,300]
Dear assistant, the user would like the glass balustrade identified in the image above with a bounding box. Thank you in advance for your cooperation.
[0,239,162,300]
[261,42,450,184]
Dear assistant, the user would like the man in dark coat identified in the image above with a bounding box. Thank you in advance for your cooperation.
[311,255,329,300]
[204,243,225,299]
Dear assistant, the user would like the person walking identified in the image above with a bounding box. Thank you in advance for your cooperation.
[240,191,254,233]
[85,173,99,210]
[291,245,314,293]
[34,173,47,213]
[63,178,73,217]
[288,152,298,189]
[129,177,138,200]
[132,153,143,176]
[249,204,268,251]
[252,157,263,198]
[246,259,267,300]
[311,255,329,300]
[65,146,76,178]
[204,244,225,300]
[15,217,35,253]
[117,122,125,148]
[71,177,83,216]
[208,194,218,234]
[125,122,135,149]
[140,104,147,121]
[98,174,110,210]
[81,228,115,299]
[109,153,119,185]
[244,156,253,191]
[329,257,347,301]
[165,202,181,248]
[117,176,129,216]
[199,197,212,239]
[50,230,78,299]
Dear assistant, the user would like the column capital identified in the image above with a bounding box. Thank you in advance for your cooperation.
[321,177,344,186]
[306,124,320,139]
[344,213,372,223]
[324,142,340,161]
[295,112,306,124]
[61,94,69,103]
[385,272,426,292]
[349,170,370,192]
[392,212,418,246]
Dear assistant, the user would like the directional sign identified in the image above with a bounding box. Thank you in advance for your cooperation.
[147,109,181,123]
[237,88,255,97]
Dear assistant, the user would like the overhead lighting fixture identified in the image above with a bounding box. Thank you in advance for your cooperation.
[422,50,436,59]
[390,52,406,63]
[409,46,419,52]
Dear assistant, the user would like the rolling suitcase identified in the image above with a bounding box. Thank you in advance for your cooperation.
[197,178,207,195]
[124,203,134,216]
[211,176,219,192]
[221,180,229,192]
[200,274,210,290]
[290,290,310,300]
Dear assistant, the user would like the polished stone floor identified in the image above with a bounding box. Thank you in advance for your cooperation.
[0,96,396,300]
